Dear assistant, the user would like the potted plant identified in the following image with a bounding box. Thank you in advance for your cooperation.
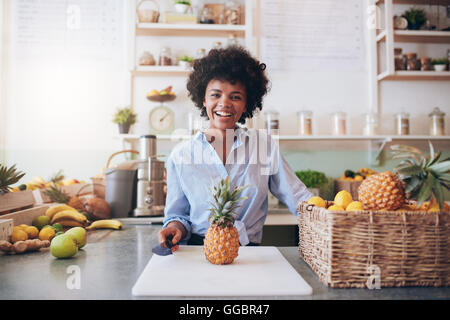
[178,55,194,69]
[174,1,191,14]
[431,58,449,72]
[295,170,328,196]
[402,8,427,30]
[112,107,137,134]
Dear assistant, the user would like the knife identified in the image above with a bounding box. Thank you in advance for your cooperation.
[152,235,178,256]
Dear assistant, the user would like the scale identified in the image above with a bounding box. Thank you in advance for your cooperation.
[146,91,176,135]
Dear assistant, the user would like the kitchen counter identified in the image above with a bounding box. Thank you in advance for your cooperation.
[1,223,449,300]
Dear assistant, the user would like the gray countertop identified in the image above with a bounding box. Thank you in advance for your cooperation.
[1,223,449,300]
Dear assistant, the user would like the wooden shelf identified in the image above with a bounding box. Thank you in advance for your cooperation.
[378,70,450,81]
[394,30,450,43]
[377,0,450,5]
[117,134,450,141]
[132,65,192,76]
[136,23,246,37]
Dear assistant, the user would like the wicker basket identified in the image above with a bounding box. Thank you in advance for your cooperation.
[136,0,160,23]
[297,201,450,288]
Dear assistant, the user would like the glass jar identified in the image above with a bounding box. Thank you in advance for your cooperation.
[213,41,222,50]
[159,47,172,66]
[227,34,238,47]
[200,7,214,24]
[395,112,410,135]
[421,57,433,71]
[331,112,347,135]
[139,51,155,66]
[264,111,279,135]
[363,113,378,136]
[429,107,446,136]
[196,48,206,60]
[406,52,421,71]
[394,48,405,71]
[297,111,313,136]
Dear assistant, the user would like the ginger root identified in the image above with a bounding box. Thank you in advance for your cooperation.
[0,239,50,254]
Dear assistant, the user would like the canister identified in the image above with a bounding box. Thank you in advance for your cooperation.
[264,111,279,135]
[395,112,410,135]
[331,112,347,135]
[297,111,313,136]
[429,107,445,136]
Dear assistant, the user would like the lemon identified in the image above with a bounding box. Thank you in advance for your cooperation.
[327,205,345,211]
[346,201,363,212]
[11,229,28,243]
[32,215,51,230]
[307,196,326,208]
[39,227,56,242]
[334,190,353,209]
[24,226,39,239]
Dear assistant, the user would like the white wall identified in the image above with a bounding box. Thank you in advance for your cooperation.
[2,0,450,184]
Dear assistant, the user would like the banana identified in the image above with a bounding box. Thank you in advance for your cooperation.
[51,210,87,224]
[55,220,84,228]
[45,204,78,220]
[86,219,123,230]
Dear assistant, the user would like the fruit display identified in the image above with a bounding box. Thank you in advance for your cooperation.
[8,169,83,192]
[339,168,377,182]
[146,86,176,102]
[44,204,89,228]
[203,177,248,265]
[307,190,449,213]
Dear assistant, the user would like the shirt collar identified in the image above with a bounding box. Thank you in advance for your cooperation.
[194,125,250,145]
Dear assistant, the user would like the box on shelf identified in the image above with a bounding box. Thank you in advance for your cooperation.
[297,201,450,288]
[0,190,35,216]
[161,12,197,24]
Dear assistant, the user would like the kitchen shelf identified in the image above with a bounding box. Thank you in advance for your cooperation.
[117,133,450,141]
[377,30,450,43]
[132,65,192,76]
[136,23,247,37]
[378,70,450,80]
[377,0,450,5]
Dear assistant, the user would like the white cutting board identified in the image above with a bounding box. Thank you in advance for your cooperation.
[132,246,312,297]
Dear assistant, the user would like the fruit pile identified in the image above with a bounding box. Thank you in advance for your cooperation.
[0,204,123,257]
[146,86,176,99]
[9,172,83,192]
[339,168,378,182]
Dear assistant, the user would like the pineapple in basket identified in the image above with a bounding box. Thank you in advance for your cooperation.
[204,177,248,265]
[358,142,450,211]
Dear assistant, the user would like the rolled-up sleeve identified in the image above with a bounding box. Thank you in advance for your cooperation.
[268,139,313,216]
[162,154,192,241]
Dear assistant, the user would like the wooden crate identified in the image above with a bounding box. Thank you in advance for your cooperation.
[33,183,92,204]
[1,205,50,227]
[0,219,14,241]
[0,190,35,216]
[297,201,450,288]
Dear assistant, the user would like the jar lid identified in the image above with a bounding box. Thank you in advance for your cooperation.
[395,112,410,117]
[265,110,279,115]
[429,107,445,117]
[297,110,312,115]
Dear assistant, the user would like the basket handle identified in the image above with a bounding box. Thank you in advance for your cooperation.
[106,150,140,169]
[136,0,160,15]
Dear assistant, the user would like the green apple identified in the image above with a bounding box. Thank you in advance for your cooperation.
[65,227,87,249]
[50,234,78,259]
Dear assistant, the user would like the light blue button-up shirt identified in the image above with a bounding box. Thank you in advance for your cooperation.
[162,127,313,244]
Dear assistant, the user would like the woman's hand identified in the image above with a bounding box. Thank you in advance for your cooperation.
[158,221,186,253]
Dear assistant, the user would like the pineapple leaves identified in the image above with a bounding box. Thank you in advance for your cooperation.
[432,183,445,210]
[0,164,26,194]
[429,161,450,175]
[416,174,434,207]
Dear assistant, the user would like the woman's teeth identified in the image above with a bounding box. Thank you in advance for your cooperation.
[215,111,233,118]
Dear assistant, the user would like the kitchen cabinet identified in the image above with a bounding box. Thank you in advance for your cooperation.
[369,0,450,107]
[128,0,254,108]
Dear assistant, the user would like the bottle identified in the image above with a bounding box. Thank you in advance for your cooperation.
[429,107,445,136]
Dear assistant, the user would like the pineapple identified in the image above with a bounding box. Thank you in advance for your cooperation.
[43,184,85,211]
[390,143,449,210]
[358,171,406,211]
[203,177,248,265]
[0,164,26,195]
